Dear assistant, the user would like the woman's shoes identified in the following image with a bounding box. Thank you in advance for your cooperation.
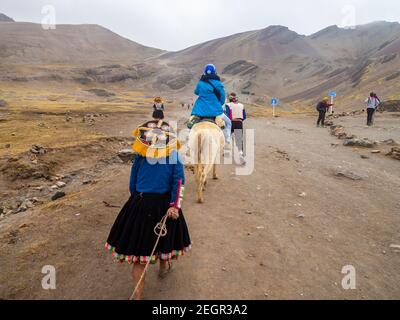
[159,261,173,279]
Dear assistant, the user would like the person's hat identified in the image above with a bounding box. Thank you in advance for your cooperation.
[229,92,238,102]
[323,97,329,101]
[204,64,217,75]
[154,97,163,103]
[132,120,181,159]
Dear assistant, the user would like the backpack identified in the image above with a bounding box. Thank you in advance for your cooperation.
[316,102,324,112]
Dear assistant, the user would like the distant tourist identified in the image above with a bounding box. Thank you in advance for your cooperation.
[365,92,380,126]
[316,97,333,127]
[226,93,247,164]
[153,97,165,120]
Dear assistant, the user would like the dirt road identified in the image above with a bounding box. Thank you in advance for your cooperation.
[1,109,399,300]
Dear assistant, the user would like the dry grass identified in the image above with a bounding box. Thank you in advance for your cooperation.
[0,114,103,157]
[0,81,152,158]
[246,102,314,118]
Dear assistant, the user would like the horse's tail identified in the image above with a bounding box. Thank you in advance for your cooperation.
[189,123,224,165]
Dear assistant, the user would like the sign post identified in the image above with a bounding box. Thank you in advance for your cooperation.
[270,98,279,117]
[328,91,337,114]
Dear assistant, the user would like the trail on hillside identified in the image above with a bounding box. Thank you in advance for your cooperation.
[0,110,399,300]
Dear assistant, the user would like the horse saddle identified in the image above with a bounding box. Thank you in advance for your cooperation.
[187,116,225,130]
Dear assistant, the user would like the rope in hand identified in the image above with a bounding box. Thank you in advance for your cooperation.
[129,213,169,301]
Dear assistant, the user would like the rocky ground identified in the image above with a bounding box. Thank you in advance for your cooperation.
[0,106,399,300]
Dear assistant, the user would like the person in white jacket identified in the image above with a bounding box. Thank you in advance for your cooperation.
[365,92,380,126]
[225,93,247,164]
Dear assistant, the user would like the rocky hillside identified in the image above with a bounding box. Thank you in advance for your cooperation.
[160,22,400,107]
[0,14,399,109]
[0,20,163,64]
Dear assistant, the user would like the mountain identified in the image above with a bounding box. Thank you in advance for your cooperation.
[0,21,163,64]
[159,21,400,107]
[0,13,14,22]
[309,21,400,59]
[163,26,318,67]
[0,17,399,109]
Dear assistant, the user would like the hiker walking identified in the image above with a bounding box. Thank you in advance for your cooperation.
[153,97,165,120]
[226,93,246,163]
[316,97,333,127]
[188,64,231,143]
[365,92,380,126]
[105,120,191,300]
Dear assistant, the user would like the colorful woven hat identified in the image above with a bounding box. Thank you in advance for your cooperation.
[132,120,181,159]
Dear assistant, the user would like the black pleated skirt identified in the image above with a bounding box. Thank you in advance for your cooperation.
[105,192,191,264]
[152,110,165,120]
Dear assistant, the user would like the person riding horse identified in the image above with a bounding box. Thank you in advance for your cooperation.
[187,64,227,203]
[188,64,231,143]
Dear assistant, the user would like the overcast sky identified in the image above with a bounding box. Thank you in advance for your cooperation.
[2,0,400,51]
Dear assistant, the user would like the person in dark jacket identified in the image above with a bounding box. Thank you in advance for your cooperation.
[316,97,333,127]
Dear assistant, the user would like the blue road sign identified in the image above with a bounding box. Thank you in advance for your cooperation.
[271,98,279,106]
[329,91,337,98]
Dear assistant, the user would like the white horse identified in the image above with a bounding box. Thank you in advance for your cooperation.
[188,121,225,203]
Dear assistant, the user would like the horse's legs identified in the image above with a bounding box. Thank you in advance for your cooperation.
[194,164,200,182]
[196,164,204,203]
[213,164,218,180]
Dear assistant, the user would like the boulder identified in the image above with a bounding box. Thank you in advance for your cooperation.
[56,181,66,188]
[31,144,46,155]
[382,139,399,146]
[51,192,66,201]
[16,199,34,213]
[83,178,93,185]
[330,125,345,137]
[117,149,136,163]
[387,147,400,160]
[343,138,376,148]
[334,169,367,181]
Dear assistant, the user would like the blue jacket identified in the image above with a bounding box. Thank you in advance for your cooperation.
[129,152,185,208]
[192,75,226,117]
